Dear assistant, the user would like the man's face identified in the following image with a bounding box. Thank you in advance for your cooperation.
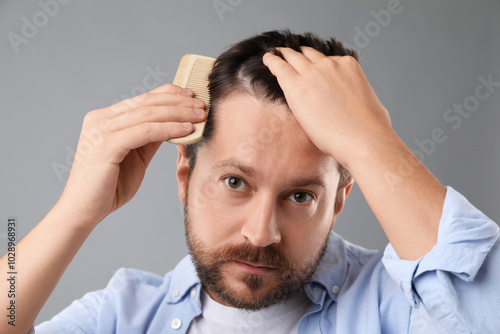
[176,93,350,310]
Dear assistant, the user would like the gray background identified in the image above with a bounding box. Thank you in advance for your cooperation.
[0,0,498,325]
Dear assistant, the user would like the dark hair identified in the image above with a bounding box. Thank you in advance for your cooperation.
[186,29,357,188]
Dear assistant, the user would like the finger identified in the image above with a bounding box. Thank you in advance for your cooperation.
[135,141,163,169]
[102,105,206,132]
[263,52,299,86]
[300,46,327,62]
[109,92,205,115]
[275,47,312,73]
[133,92,204,108]
[149,83,193,95]
[115,122,194,153]
[327,55,344,62]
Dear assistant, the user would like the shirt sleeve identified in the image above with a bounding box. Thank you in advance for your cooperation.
[382,186,500,333]
[34,289,103,333]
[33,267,170,333]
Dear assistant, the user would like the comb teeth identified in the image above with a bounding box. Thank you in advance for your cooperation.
[187,58,213,111]
[167,54,215,145]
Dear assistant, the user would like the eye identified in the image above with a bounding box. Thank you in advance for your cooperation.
[223,176,248,190]
[288,192,313,203]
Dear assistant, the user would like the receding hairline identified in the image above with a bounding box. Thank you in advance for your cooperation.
[186,29,355,188]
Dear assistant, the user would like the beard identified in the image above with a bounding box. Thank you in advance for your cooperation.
[184,201,330,311]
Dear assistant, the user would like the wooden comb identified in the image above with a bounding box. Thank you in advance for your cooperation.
[167,54,215,145]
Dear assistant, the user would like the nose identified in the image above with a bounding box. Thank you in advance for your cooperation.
[240,194,281,247]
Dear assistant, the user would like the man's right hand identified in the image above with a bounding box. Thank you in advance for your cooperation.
[56,83,206,228]
[0,83,206,334]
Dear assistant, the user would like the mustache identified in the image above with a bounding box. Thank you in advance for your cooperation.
[211,243,293,270]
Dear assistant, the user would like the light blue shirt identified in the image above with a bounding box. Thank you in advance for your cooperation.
[36,187,500,333]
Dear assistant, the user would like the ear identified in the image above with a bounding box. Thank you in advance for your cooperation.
[334,177,354,215]
[176,145,190,206]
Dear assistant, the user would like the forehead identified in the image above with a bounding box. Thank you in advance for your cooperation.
[197,93,338,184]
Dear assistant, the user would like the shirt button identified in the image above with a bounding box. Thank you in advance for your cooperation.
[171,318,182,330]
[331,285,340,294]
[172,289,180,297]
[190,287,197,298]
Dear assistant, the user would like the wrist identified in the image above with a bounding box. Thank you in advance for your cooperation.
[340,129,404,173]
[49,197,102,233]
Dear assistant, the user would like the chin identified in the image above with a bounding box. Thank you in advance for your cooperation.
[211,270,293,311]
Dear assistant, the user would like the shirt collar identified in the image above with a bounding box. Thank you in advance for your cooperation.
[166,255,201,304]
[305,231,348,304]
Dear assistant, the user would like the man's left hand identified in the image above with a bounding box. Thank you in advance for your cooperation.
[263,46,394,170]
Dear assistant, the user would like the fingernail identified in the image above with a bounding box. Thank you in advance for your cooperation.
[182,88,192,94]
[194,108,204,116]
[193,98,204,105]
[181,122,192,128]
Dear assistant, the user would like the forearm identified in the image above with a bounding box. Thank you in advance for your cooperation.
[0,203,95,334]
[346,131,446,260]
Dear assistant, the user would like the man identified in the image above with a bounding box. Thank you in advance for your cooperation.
[1,30,498,333]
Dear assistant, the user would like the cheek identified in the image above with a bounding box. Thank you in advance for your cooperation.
[281,202,334,266]
[186,174,219,213]
[187,177,243,245]
[282,225,330,268]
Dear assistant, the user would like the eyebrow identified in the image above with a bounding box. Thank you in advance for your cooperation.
[288,176,326,190]
[211,159,326,190]
[211,160,256,178]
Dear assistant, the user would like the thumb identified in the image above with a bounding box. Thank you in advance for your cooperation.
[135,141,163,168]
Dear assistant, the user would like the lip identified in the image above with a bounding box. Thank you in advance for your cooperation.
[233,261,278,275]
